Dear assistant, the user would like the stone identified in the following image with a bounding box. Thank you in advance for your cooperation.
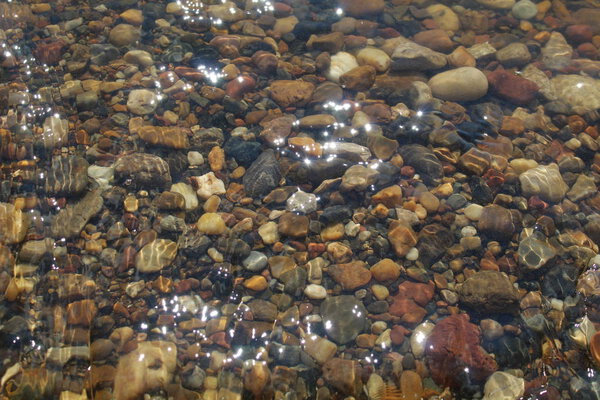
[389,224,418,257]
[108,24,140,47]
[339,65,376,91]
[286,190,318,214]
[355,47,391,73]
[170,183,198,210]
[426,4,460,32]
[114,341,176,400]
[477,205,516,241]
[242,251,268,271]
[541,32,573,70]
[123,50,153,67]
[39,115,68,150]
[338,0,384,17]
[428,67,488,102]
[426,314,497,389]
[51,190,103,239]
[459,271,519,314]
[269,80,315,107]
[135,239,178,273]
[519,164,568,202]
[483,372,525,400]
[307,32,345,53]
[340,165,378,191]
[139,126,190,149]
[495,43,531,67]
[44,156,89,196]
[391,41,447,71]
[371,185,402,208]
[127,89,159,115]
[487,69,539,106]
[0,203,28,245]
[67,299,97,326]
[120,9,143,25]
[278,212,309,237]
[371,258,401,282]
[476,0,515,9]
[207,2,244,21]
[320,295,368,344]
[258,222,279,244]
[328,260,372,290]
[518,235,556,270]
[398,144,443,185]
[302,334,337,364]
[567,174,596,202]
[114,153,171,189]
[304,284,327,300]
[197,213,226,235]
[511,0,538,19]
[326,52,359,83]
[193,172,226,200]
[367,133,398,160]
[551,75,600,115]
[322,358,360,395]
[243,149,281,198]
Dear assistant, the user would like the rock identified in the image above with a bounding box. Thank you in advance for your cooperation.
[67,299,97,326]
[511,0,537,19]
[197,213,226,235]
[287,190,318,214]
[476,0,515,9]
[259,115,295,147]
[371,185,402,208]
[304,284,327,299]
[519,163,568,202]
[193,172,226,199]
[51,190,103,239]
[0,203,27,245]
[243,149,281,198]
[76,91,98,110]
[320,295,368,344]
[338,0,384,17]
[127,89,158,115]
[108,24,140,47]
[123,50,153,67]
[114,341,176,400]
[413,29,454,53]
[242,251,268,271]
[518,234,556,270]
[391,41,447,71]
[139,126,189,149]
[567,175,597,202]
[302,334,336,364]
[322,358,360,395]
[114,153,171,189]
[487,69,539,106]
[389,224,418,257]
[278,212,309,237]
[258,222,279,244]
[477,205,516,241]
[459,271,519,314]
[120,9,143,25]
[339,65,376,91]
[495,42,531,68]
[398,144,443,185]
[326,52,359,82]
[428,67,488,102]
[367,133,398,160]
[328,260,372,290]
[541,32,573,70]
[356,47,391,72]
[269,80,315,107]
[426,4,460,33]
[170,183,198,210]
[207,2,244,21]
[483,372,525,400]
[551,75,600,115]
[426,314,497,389]
[340,165,378,191]
[135,239,178,273]
[39,115,68,150]
[45,156,89,196]
[307,32,345,53]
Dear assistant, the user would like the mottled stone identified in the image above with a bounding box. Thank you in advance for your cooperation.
[287,190,318,214]
[243,149,281,198]
[127,89,158,115]
[340,165,378,191]
[45,156,89,196]
[541,32,573,71]
[428,67,488,102]
[0,203,28,245]
[269,80,315,107]
[278,212,309,238]
[399,144,443,185]
[550,75,600,115]
[391,41,447,71]
[389,224,418,257]
[519,164,567,202]
[483,372,525,400]
[477,205,516,241]
[108,24,140,47]
[51,190,103,239]
[518,235,556,270]
[138,126,189,149]
[459,271,519,314]
[328,260,371,290]
[136,239,178,273]
[114,153,171,189]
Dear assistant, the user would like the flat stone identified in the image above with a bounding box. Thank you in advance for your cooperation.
[0,203,29,244]
[243,149,281,198]
[551,75,600,115]
[459,270,519,314]
[135,239,178,273]
[391,41,447,71]
[269,80,315,108]
[278,212,309,237]
[114,153,171,189]
[541,32,573,70]
[51,190,103,239]
[127,89,158,115]
[328,260,372,290]
[518,235,556,270]
[483,372,525,400]
[519,163,568,202]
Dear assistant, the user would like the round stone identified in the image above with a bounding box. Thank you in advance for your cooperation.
[320,295,368,344]
[428,67,489,102]
[127,89,158,115]
[512,0,538,20]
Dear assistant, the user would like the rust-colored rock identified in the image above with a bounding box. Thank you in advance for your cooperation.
[328,260,372,290]
[339,65,376,91]
[425,314,497,388]
[486,69,539,106]
[138,126,189,149]
[269,80,315,108]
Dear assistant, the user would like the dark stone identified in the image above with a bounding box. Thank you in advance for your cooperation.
[320,296,368,345]
[224,137,262,167]
[398,144,443,185]
[459,270,519,314]
[541,263,578,299]
[216,238,251,261]
[243,149,282,198]
[417,224,454,267]
[319,205,352,224]
[114,153,171,189]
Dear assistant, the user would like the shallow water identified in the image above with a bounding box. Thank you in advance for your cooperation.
[2,0,600,399]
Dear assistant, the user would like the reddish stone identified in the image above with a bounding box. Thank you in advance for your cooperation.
[34,38,67,65]
[486,69,539,106]
[389,298,427,324]
[413,29,454,53]
[390,325,410,345]
[377,28,402,38]
[577,43,598,59]
[225,74,256,99]
[565,25,593,44]
[397,281,434,307]
[252,51,278,74]
[425,314,497,389]
[328,260,372,290]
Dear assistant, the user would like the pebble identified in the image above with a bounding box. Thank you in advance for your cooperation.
[135,239,178,273]
[459,271,519,314]
[242,251,268,271]
[428,67,489,102]
[108,24,140,47]
[127,89,159,115]
[391,41,447,71]
[193,172,226,199]
[326,52,359,82]
[197,213,226,235]
[519,163,568,202]
[304,284,327,300]
[320,296,368,344]
[512,0,538,19]
[483,372,525,400]
[355,47,391,73]
[518,234,556,270]
[286,190,318,214]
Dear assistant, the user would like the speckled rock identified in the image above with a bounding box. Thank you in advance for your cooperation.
[114,153,171,189]
[459,271,519,314]
[519,163,568,202]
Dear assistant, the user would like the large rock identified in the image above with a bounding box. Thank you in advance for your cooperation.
[459,270,519,314]
[114,153,171,189]
[550,75,600,115]
[320,295,368,344]
[114,341,176,400]
[428,67,488,102]
[51,190,103,239]
[243,149,281,198]
[136,239,178,273]
[398,144,443,185]
[269,80,315,107]
[519,163,567,202]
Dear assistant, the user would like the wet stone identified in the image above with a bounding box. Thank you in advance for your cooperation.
[519,163,568,202]
[391,41,447,71]
[477,205,516,241]
[135,239,178,273]
[51,190,103,239]
[127,89,159,115]
[518,234,556,270]
[328,260,372,290]
[44,155,89,196]
[399,144,443,185]
[320,295,368,345]
[243,149,281,198]
[459,270,519,314]
[428,67,489,102]
[114,153,171,190]
[286,190,318,214]
[278,212,309,238]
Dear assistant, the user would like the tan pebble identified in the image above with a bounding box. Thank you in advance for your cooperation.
[124,194,138,212]
[208,146,225,172]
[321,223,345,241]
[207,248,224,262]
[431,182,453,197]
[120,9,143,25]
[371,258,401,282]
[197,213,226,235]
[371,185,402,208]
[231,166,245,179]
[203,195,221,213]
[31,3,51,13]
[243,275,268,291]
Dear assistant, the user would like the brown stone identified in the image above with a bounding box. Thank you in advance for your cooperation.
[322,358,361,395]
[307,32,345,53]
[371,185,403,208]
[278,212,309,237]
[388,224,418,257]
[477,205,516,241]
[67,299,98,327]
[339,65,377,91]
[413,29,454,52]
[270,80,315,107]
[486,69,539,106]
[328,260,372,290]
[138,126,189,149]
[370,258,402,282]
[338,0,384,17]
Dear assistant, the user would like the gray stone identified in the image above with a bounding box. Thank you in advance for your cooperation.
[243,149,282,198]
[287,190,318,214]
[518,235,556,270]
[541,32,573,70]
[567,174,597,202]
[242,251,268,271]
[496,42,531,67]
[398,144,443,185]
[519,163,568,202]
[551,75,600,115]
[511,0,537,19]
[390,41,447,71]
[320,295,368,344]
[51,189,103,239]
